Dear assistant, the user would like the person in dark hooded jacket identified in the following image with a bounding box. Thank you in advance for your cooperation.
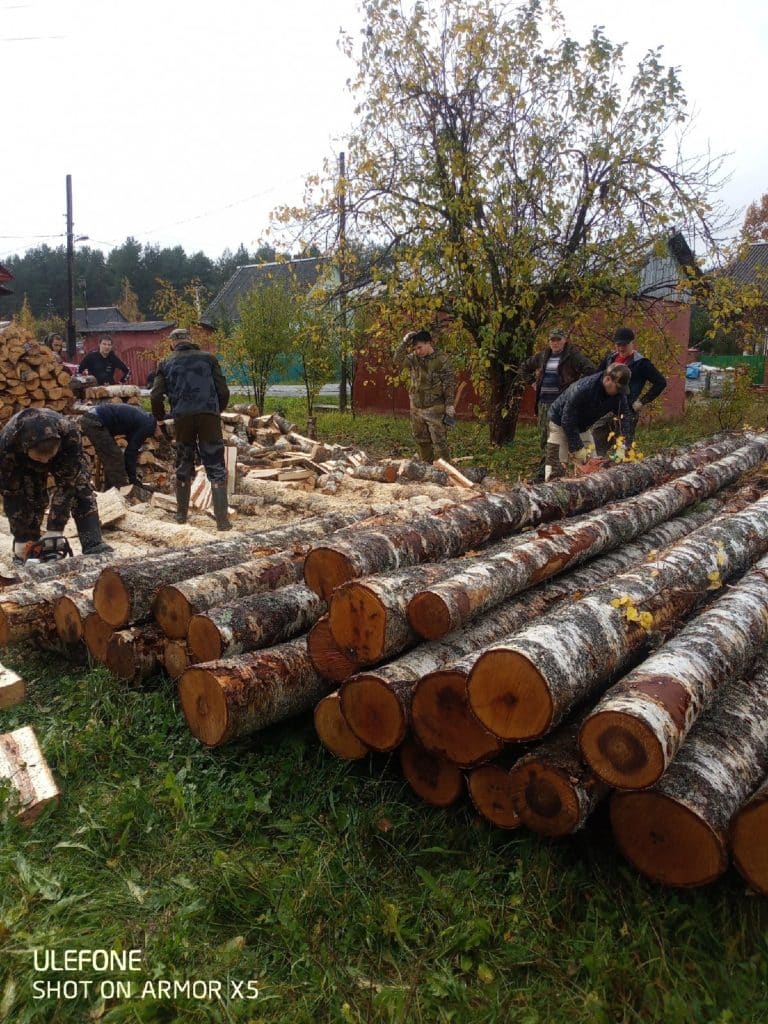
[592,327,667,454]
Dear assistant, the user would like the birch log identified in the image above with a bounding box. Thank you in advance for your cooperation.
[0,564,111,646]
[163,640,192,680]
[83,612,114,664]
[399,737,464,808]
[730,775,768,896]
[105,624,165,684]
[579,553,768,789]
[467,758,523,829]
[610,653,768,887]
[53,590,94,645]
[314,691,371,760]
[407,437,768,640]
[303,432,753,600]
[187,583,326,662]
[0,664,24,709]
[0,726,59,824]
[306,615,362,683]
[178,637,333,747]
[466,493,768,742]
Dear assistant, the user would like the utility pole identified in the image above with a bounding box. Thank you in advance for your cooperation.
[338,152,348,413]
[65,174,76,359]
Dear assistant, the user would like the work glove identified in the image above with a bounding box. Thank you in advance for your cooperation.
[632,399,643,413]
[443,405,456,427]
[12,540,31,559]
[571,447,589,465]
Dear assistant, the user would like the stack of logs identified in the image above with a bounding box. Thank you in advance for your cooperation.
[0,324,74,424]
[3,430,768,894]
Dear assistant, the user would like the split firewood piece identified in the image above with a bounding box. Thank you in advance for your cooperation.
[610,651,768,888]
[178,637,334,747]
[187,583,326,662]
[508,715,610,837]
[408,437,768,641]
[314,691,370,760]
[579,552,768,790]
[163,640,192,681]
[190,470,212,511]
[306,615,362,683]
[730,775,768,896]
[432,458,475,489]
[303,432,757,601]
[53,590,94,645]
[83,612,114,665]
[0,726,60,824]
[399,736,464,808]
[105,624,165,684]
[0,664,24,709]
[467,492,768,742]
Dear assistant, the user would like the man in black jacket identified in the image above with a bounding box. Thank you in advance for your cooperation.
[150,328,231,530]
[78,337,131,385]
[592,327,667,454]
[79,404,159,489]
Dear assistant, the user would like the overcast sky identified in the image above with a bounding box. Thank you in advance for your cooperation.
[1,0,765,262]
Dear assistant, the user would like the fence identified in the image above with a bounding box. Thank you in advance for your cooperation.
[699,354,765,385]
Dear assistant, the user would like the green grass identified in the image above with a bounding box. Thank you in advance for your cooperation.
[2,400,768,1023]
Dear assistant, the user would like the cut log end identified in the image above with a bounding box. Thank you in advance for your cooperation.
[152,585,192,640]
[467,649,553,741]
[579,710,665,790]
[467,764,520,829]
[163,640,190,680]
[340,675,408,752]
[314,692,369,760]
[53,596,85,645]
[0,611,10,648]
[400,737,464,808]
[307,617,360,683]
[83,613,113,665]
[178,668,230,747]
[187,615,224,663]
[407,591,453,641]
[730,797,768,896]
[93,569,131,627]
[610,791,728,887]
[411,670,503,768]
[328,583,388,664]
[508,762,581,837]
[303,547,358,602]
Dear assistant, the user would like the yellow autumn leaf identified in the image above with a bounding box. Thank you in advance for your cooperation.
[625,605,640,622]
[638,611,654,630]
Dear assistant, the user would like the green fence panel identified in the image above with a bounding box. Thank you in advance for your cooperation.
[700,354,765,384]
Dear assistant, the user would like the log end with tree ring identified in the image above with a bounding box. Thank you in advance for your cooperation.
[303,547,357,602]
[105,634,136,681]
[466,763,520,829]
[0,609,11,648]
[407,591,453,641]
[187,615,224,663]
[314,692,370,760]
[93,569,131,627]
[579,710,666,790]
[307,617,360,683]
[178,668,229,747]
[340,674,407,752]
[163,640,190,680]
[53,596,84,644]
[610,791,728,887]
[411,670,504,768]
[83,613,113,665]
[730,798,768,896]
[152,585,191,640]
[328,583,387,664]
[400,737,464,808]
[466,649,553,741]
[508,762,581,837]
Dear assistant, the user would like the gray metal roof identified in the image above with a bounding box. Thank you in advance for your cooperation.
[77,320,174,334]
[201,257,330,327]
[75,307,128,330]
[726,243,768,299]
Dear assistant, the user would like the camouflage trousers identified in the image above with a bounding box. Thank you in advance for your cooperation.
[410,403,449,463]
[1,461,98,542]
[173,413,226,485]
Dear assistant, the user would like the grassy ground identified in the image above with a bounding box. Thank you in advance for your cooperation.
[2,399,768,1023]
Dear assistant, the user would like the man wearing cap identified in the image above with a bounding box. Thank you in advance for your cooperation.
[77,336,131,386]
[79,404,161,490]
[0,408,113,560]
[592,327,667,455]
[392,328,455,463]
[519,327,596,477]
[150,328,231,530]
[545,364,632,480]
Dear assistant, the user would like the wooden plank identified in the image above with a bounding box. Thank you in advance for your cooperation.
[0,664,25,709]
[0,726,60,824]
[432,458,476,489]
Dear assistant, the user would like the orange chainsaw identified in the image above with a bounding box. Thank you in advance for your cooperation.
[573,456,611,476]
[21,536,74,563]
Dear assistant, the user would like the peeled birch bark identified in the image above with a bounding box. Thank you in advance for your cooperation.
[187,584,326,662]
[0,664,24,709]
[579,553,768,789]
[0,726,59,824]
[610,653,768,887]
[508,716,610,837]
[306,615,362,683]
[53,590,94,645]
[314,692,371,760]
[730,775,768,896]
[303,432,753,600]
[105,624,165,684]
[178,637,333,747]
[163,640,191,680]
[399,737,464,808]
[467,493,768,742]
[153,553,303,639]
[408,437,768,639]
[83,612,113,664]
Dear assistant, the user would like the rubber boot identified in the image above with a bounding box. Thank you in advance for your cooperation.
[544,443,564,481]
[211,483,232,531]
[175,480,191,524]
[416,443,434,463]
[76,513,114,556]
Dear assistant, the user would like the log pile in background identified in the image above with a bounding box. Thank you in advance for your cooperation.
[0,324,74,424]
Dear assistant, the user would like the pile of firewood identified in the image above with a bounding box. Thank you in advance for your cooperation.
[0,324,74,425]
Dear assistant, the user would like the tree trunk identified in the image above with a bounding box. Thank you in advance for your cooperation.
[105,624,165,684]
[0,565,108,646]
[399,736,464,808]
[314,691,370,761]
[610,652,768,887]
[408,437,768,639]
[178,637,333,747]
[303,432,754,600]
[53,590,93,645]
[579,553,768,789]
[487,356,520,446]
[187,584,326,662]
[306,615,362,683]
[730,774,768,896]
[0,664,24,709]
[153,553,304,639]
[410,667,504,768]
[83,612,114,664]
[163,640,192,680]
[116,510,215,547]
[466,493,768,742]
[0,726,60,824]
[396,460,449,485]
[350,463,399,483]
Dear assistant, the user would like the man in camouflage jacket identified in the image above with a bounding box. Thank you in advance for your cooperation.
[0,408,111,559]
[392,329,455,463]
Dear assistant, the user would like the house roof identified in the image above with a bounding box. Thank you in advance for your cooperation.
[75,306,128,330]
[78,320,174,335]
[726,242,768,299]
[201,257,330,326]
[0,263,13,284]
